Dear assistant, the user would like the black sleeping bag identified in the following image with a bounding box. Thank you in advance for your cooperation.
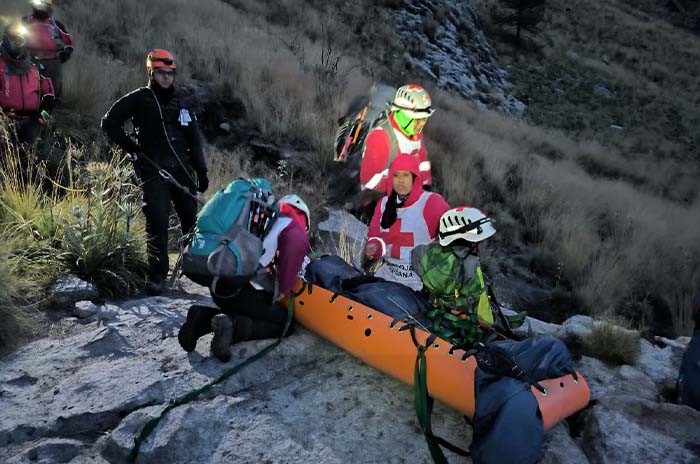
[471,337,577,464]
[304,255,431,322]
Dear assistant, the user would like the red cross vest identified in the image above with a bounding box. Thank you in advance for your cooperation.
[375,191,432,291]
[23,16,73,60]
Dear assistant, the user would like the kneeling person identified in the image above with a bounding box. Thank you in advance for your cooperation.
[178,194,311,362]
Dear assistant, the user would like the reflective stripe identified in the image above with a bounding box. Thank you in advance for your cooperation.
[419,161,431,171]
[364,169,389,190]
[375,237,387,257]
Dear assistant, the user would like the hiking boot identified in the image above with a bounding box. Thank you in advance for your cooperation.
[210,314,234,362]
[178,305,220,352]
[145,278,165,296]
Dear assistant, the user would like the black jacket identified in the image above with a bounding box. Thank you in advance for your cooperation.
[101,86,207,177]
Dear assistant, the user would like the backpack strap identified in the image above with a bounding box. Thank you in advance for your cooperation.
[375,115,400,168]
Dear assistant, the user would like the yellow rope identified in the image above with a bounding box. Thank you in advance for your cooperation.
[45,177,88,193]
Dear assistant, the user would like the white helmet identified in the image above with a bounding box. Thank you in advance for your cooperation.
[390,85,435,119]
[438,207,496,246]
[279,194,311,231]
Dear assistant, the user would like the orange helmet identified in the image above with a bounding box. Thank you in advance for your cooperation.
[146,49,176,73]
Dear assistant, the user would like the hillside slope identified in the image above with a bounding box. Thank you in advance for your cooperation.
[1,0,698,340]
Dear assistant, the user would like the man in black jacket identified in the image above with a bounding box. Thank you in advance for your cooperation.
[101,49,209,295]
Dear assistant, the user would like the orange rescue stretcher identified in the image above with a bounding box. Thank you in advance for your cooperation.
[288,280,590,429]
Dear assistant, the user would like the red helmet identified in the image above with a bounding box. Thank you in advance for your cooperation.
[146,49,176,73]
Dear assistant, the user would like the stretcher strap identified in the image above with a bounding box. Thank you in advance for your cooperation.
[409,325,470,464]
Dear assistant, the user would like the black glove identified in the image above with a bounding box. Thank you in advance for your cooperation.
[59,46,74,63]
[197,170,209,193]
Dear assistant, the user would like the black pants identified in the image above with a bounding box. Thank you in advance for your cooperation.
[141,166,197,281]
[212,283,292,341]
[38,59,63,99]
[178,283,292,352]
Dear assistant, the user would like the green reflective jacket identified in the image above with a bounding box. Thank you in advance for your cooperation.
[411,243,494,327]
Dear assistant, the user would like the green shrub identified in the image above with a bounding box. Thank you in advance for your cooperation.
[56,157,148,297]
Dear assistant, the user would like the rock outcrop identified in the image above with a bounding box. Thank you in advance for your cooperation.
[1,281,697,463]
[396,0,526,115]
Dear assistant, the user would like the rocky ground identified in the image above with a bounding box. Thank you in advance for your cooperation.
[1,211,697,463]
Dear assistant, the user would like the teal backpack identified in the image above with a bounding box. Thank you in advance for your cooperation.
[182,178,278,290]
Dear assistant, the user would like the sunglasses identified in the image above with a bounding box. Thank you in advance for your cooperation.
[154,69,175,77]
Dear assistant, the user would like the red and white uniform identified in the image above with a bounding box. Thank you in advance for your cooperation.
[0,58,54,118]
[366,154,449,291]
[23,16,74,61]
[360,113,432,193]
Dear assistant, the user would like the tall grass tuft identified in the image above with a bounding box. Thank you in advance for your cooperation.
[581,321,641,366]
[1,117,148,299]
[56,154,148,297]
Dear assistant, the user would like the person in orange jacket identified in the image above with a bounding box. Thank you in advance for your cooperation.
[22,0,74,98]
[0,22,55,149]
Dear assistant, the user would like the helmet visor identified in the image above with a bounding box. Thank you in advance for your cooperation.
[152,57,174,66]
[438,217,491,241]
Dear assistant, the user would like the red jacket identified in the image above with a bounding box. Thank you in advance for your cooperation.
[360,113,432,193]
[23,15,74,61]
[0,58,54,117]
[366,154,449,260]
[275,210,311,295]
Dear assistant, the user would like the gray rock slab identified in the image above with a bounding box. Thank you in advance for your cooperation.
[1,288,473,463]
[583,396,700,464]
[541,422,589,464]
[50,275,99,306]
[317,208,368,257]
[635,339,680,393]
[575,356,617,401]
[6,438,83,464]
[73,300,98,319]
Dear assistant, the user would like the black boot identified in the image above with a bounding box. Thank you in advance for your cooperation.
[231,314,292,342]
[210,314,234,362]
[145,277,165,296]
[178,305,220,352]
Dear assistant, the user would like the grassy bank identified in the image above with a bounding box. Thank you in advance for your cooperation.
[0,119,148,351]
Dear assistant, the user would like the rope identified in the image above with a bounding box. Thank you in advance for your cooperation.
[44,176,87,193]
[127,295,295,462]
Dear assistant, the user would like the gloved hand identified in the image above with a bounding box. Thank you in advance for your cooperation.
[40,110,51,124]
[197,170,209,193]
[364,242,381,260]
[59,46,74,63]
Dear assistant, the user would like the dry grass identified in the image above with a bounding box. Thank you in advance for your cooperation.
[427,86,700,335]
[581,321,642,366]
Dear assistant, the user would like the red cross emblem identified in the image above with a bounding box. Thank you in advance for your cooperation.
[385,218,415,259]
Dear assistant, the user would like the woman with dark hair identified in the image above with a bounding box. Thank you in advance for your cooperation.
[363,154,449,291]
